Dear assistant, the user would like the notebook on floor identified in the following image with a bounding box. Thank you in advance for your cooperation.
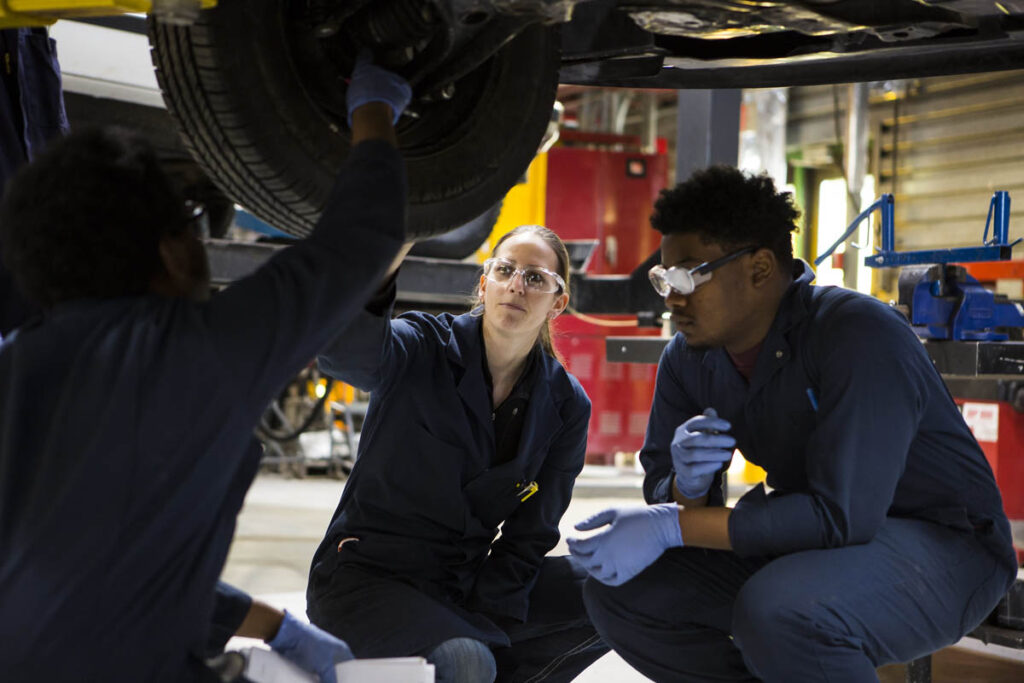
[242,647,435,683]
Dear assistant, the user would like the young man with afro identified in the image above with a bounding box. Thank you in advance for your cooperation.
[567,165,1016,682]
[0,58,411,681]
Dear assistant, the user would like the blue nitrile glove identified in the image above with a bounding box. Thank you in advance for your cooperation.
[268,610,354,683]
[671,408,735,499]
[567,504,683,586]
[346,49,413,126]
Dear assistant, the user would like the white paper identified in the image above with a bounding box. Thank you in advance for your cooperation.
[241,648,434,683]
[243,648,317,683]
[337,656,435,683]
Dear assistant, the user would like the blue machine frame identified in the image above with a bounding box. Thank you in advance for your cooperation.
[815,192,1019,269]
[814,191,1024,341]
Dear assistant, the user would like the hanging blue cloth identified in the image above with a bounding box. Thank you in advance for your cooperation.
[0,27,68,184]
[0,27,68,336]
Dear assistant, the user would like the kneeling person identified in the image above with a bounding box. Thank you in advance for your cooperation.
[308,225,608,682]
[569,166,1016,682]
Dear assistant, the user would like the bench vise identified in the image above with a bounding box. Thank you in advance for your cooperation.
[898,264,1024,341]
[816,190,1023,341]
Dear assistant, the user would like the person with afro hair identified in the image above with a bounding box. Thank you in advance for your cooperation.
[0,58,411,682]
[568,165,1015,682]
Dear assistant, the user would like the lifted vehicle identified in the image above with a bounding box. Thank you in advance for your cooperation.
[146,0,1024,238]
[7,1,1024,238]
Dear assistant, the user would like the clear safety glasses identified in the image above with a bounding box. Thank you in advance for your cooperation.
[483,257,566,294]
[648,245,757,297]
[183,200,210,239]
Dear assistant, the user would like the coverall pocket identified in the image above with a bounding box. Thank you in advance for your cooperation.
[781,407,818,456]
[786,407,817,430]
[463,465,525,530]
[387,423,470,533]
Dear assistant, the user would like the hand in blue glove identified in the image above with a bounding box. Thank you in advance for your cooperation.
[566,504,683,587]
[268,610,354,683]
[671,407,735,499]
[346,49,413,126]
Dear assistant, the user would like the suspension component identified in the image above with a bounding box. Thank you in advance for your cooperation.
[336,0,439,48]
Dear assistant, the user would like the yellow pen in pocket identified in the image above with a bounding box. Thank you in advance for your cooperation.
[516,480,539,502]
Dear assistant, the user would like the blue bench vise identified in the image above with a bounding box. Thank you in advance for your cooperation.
[897,264,1024,341]
[816,191,1022,342]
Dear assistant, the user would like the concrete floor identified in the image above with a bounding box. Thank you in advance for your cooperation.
[222,469,1024,682]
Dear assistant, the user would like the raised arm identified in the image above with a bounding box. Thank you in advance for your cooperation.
[195,57,412,415]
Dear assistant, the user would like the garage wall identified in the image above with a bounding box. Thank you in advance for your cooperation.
[786,70,1024,251]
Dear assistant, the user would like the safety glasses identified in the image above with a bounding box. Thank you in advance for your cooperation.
[184,200,210,239]
[648,245,757,297]
[483,257,565,294]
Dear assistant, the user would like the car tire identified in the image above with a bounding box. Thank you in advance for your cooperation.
[148,3,559,239]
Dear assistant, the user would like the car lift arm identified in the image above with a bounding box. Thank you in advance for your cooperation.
[0,0,215,28]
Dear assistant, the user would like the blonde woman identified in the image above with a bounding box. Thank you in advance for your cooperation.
[308,225,607,682]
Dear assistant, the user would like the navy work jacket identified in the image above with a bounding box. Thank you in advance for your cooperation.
[1,27,67,336]
[0,28,67,186]
[0,141,406,682]
[312,308,590,643]
[642,261,1016,576]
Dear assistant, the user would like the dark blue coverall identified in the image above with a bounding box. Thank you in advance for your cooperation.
[0,27,67,336]
[0,140,406,682]
[308,306,608,681]
[583,261,1017,682]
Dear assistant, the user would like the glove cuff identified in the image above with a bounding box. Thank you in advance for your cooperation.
[652,503,684,548]
[267,609,298,651]
[674,473,711,500]
[346,97,402,126]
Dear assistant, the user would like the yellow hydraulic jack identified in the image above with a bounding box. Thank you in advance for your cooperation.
[0,0,216,28]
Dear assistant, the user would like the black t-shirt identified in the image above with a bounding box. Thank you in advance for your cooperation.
[481,328,538,467]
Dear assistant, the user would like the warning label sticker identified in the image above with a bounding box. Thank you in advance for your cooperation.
[962,402,999,443]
